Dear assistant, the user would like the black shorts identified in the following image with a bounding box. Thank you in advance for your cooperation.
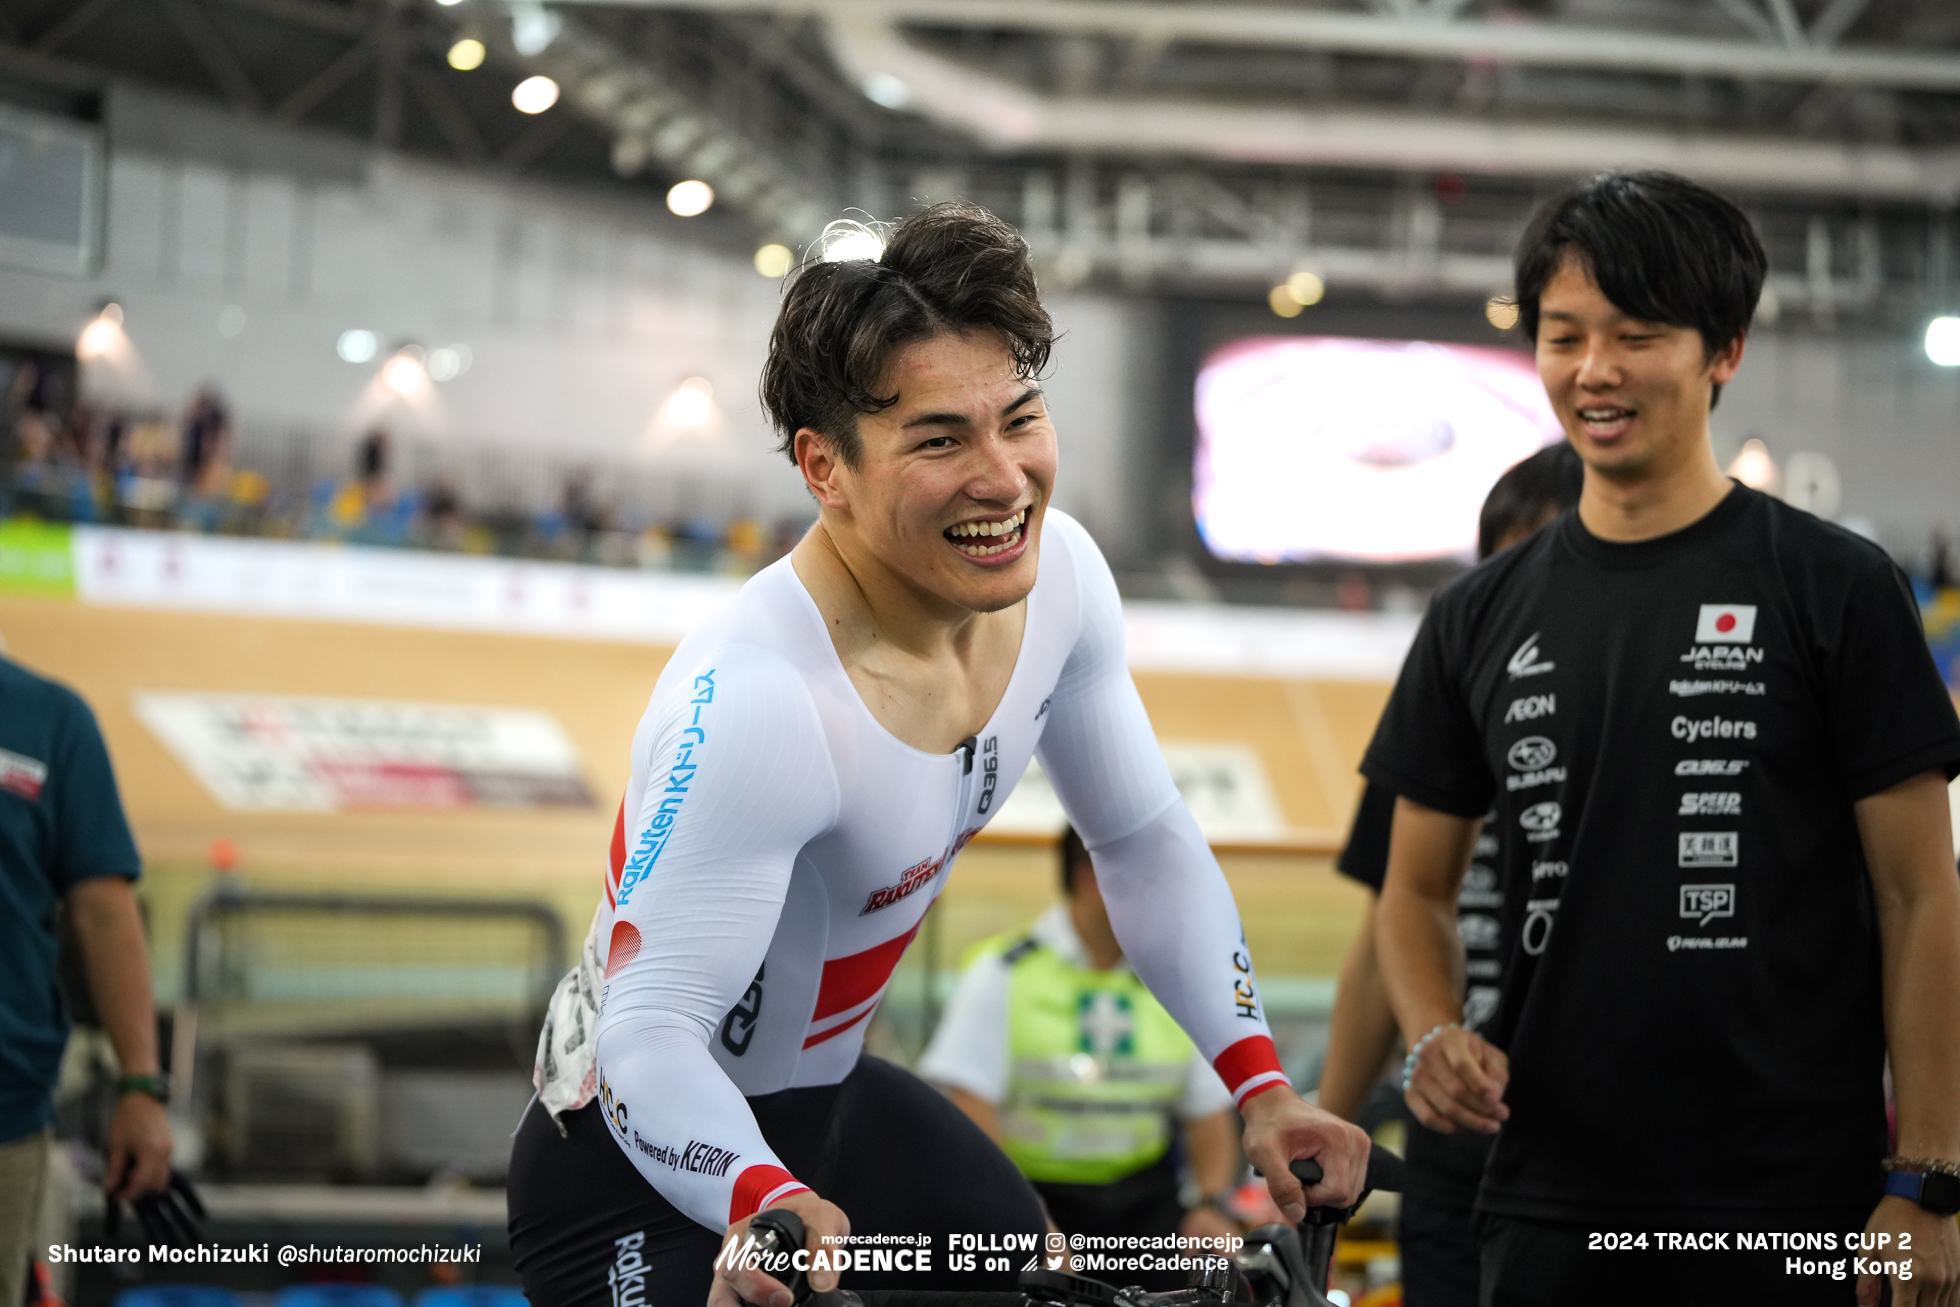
[508,1057,1048,1307]
[1398,1196,1478,1307]
[1032,1152,1187,1293]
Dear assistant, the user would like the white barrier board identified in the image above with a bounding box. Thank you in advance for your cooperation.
[134,690,593,812]
[72,528,1418,680]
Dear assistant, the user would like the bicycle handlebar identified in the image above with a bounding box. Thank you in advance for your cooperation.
[744,1143,1407,1307]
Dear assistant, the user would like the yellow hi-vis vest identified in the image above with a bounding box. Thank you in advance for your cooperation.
[972,927,1197,1186]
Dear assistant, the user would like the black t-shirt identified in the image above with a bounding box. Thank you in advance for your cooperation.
[1362,485,1960,1222]
[1337,781,1502,1210]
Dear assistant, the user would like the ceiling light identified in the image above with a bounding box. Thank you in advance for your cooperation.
[512,75,560,115]
[1926,316,1960,367]
[427,345,471,382]
[447,38,486,71]
[861,73,913,110]
[1285,271,1325,307]
[1267,286,1305,319]
[77,304,125,359]
[1726,438,1777,491]
[382,349,429,397]
[663,377,716,429]
[753,243,794,278]
[218,305,246,338]
[509,2,561,56]
[666,180,714,217]
[336,329,378,363]
[1485,296,1521,331]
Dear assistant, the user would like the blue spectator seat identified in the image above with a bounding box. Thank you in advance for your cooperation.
[413,1286,528,1307]
[114,1287,241,1307]
[274,1284,405,1307]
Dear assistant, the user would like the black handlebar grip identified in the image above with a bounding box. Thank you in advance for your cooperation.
[1364,1144,1406,1195]
[1289,1144,1408,1197]
[746,1209,810,1303]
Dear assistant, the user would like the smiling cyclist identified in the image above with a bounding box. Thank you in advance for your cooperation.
[506,203,1370,1307]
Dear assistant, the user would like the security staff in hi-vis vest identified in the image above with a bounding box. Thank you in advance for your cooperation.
[920,827,1244,1282]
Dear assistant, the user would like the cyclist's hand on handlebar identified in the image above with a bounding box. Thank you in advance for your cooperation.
[710,1190,850,1307]
[1402,1026,1509,1135]
[1859,1196,1959,1307]
[1239,1087,1370,1221]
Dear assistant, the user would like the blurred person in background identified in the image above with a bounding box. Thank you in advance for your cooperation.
[0,647,172,1304]
[179,388,230,496]
[920,824,1243,1290]
[1318,441,1582,1307]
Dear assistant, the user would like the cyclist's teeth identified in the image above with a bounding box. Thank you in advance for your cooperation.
[947,510,1026,552]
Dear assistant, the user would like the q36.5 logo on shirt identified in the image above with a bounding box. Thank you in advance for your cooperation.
[1506,633,1556,680]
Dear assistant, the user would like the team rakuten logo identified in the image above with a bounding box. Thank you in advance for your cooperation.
[1671,715,1757,743]
[861,856,940,916]
[1675,759,1750,777]
[1504,693,1556,724]
[860,828,980,915]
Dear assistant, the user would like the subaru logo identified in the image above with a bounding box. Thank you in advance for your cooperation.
[1507,736,1557,772]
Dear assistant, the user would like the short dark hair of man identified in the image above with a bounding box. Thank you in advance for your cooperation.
[1477,442,1584,561]
[1060,824,1090,894]
[1513,171,1767,407]
[760,202,1054,466]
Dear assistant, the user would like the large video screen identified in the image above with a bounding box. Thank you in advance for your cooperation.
[1193,336,1563,564]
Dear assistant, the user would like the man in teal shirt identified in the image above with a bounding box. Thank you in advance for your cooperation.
[0,651,172,1301]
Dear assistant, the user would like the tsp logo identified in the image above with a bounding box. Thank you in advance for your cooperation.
[1679,883,1736,926]
[1508,736,1557,772]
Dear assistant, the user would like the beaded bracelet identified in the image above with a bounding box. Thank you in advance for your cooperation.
[1401,1022,1459,1092]
[1882,1156,1960,1178]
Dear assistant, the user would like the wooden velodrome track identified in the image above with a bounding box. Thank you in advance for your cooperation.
[0,595,1385,996]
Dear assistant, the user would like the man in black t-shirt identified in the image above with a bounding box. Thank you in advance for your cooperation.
[1321,443,1582,1307]
[1365,172,1960,1306]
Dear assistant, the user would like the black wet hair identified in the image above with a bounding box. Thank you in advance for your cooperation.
[1060,824,1090,894]
[760,202,1053,467]
[1514,171,1767,408]
[1478,442,1585,560]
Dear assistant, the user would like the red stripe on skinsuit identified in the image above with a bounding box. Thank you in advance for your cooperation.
[810,922,922,1020]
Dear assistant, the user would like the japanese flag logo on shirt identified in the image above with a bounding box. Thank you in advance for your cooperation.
[1695,604,1757,644]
